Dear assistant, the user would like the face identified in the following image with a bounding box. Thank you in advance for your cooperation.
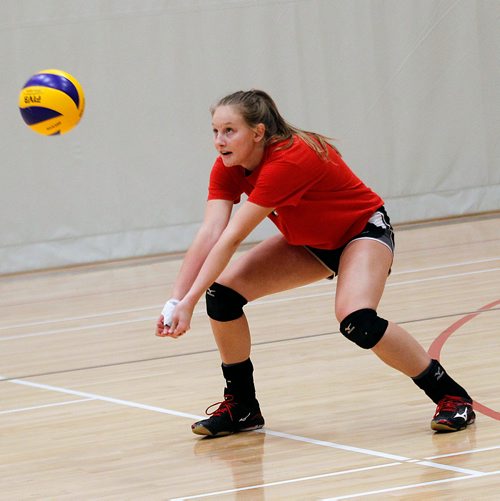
[212,105,265,170]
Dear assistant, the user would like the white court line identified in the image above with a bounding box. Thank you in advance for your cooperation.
[169,463,401,501]
[3,377,201,421]
[0,398,94,415]
[250,267,500,307]
[0,305,160,331]
[412,460,481,476]
[168,434,483,500]
[259,431,483,476]
[425,444,500,459]
[0,317,155,342]
[391,256,499,274]
[385,267,499,288]
[0,257,498,333]
[1,266,499,343]
[259,429,408,461]
[1,258,497,498]
[2,375,486,479]
[321,470,500,500]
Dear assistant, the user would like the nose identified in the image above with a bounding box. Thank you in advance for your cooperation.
[214,132,225,147]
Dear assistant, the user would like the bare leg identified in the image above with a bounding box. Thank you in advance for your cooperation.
[211,235,331,363]
[191,235,333,436]
[335,239,431,377]
[372,323,431,377]
[211,315,251,364]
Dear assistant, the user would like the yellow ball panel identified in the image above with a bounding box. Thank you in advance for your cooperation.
[38,69,85,115]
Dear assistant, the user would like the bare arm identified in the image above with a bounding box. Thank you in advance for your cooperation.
[171,199,234,300]
[156,199,232,336]
[167,200,273,337]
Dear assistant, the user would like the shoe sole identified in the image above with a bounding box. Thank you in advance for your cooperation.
[431,416,476,432]
[191,423,264,437]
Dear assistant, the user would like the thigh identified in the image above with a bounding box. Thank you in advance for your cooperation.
[218,235,332,301]
[335,239,393,321]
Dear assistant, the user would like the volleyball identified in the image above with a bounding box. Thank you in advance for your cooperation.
[19,69,85,135]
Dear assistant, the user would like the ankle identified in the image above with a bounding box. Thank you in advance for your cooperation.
[221,358,257,403]
[412,359,471,404]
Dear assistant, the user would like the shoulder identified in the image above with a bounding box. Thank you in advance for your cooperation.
[262,136,332,173]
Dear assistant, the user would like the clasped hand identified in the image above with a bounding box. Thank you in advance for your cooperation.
[155,298,194,338]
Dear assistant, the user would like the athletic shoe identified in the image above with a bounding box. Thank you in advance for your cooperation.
[431,395,476,432]
[191,392,265,437]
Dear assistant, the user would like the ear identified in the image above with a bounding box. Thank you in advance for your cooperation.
[253,123,266,143]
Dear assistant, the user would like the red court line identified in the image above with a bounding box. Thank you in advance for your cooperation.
[428,299,500,420]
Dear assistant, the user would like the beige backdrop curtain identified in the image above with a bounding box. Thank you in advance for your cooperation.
[1,0,499,273]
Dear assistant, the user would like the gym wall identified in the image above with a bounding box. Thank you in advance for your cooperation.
[1,0,499,274]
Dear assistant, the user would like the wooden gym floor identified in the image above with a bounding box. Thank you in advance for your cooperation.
[1,213,499,500]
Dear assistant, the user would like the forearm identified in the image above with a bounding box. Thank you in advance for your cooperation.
[160,234,240,336]
[182,235,240,306]
[161,229,226,330]
[171,229,219,299]
[181,201,271,306]
[169,200,233,300]
[162,201,272,337]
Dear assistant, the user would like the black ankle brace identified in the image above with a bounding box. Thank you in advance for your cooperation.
[221,358,256,404]
[412,359,471,404]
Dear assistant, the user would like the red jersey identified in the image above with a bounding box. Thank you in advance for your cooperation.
[208,136,384,249]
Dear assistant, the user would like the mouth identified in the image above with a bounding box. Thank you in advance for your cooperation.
[220,151,234,162]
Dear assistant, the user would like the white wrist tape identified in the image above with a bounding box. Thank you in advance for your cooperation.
[161,298,180,327]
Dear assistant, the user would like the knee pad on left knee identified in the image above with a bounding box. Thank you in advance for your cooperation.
[339,308,388,349]
[206,282,248,322]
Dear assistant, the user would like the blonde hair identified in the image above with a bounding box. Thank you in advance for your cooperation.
[211,89,338,159]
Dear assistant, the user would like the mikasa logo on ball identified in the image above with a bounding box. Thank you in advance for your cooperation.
[22,91,42,104]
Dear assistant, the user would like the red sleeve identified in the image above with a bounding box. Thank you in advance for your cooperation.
[207,157,242,203]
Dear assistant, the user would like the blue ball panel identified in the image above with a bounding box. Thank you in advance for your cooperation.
[20,106,62,125]
[23,73,81,108]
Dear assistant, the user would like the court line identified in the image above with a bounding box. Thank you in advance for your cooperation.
[0,257,498,332]
[392,256,499,274]
[2,375,486,478]
[4,305,493,383]
[428,299,500,421]
[1,267,498,342]
[2,257,497,497]
[167,449,490,499]
[258,429,408,461]
[412,460,480,476]
[321,470,500,500]
[7,381,492,482]
[169,463,401,500]
[0,305,161,331]
[0,398,94,415]
[426,444,500,459]
[3,377,202,421]
[0,316,156,342]
[259,431,482,476]
[170,467,496,501]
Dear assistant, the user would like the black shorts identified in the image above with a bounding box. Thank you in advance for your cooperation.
[305,206,395,278]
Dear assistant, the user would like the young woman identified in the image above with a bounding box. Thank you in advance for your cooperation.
[156,89,475,437]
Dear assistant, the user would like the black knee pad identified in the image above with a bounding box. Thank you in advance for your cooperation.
[339,308,388,349]
[206,282,248,322]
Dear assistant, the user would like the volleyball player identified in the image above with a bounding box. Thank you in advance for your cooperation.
[156,90,475,437]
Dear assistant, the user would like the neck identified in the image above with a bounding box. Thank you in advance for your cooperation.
[242,145,265,171]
